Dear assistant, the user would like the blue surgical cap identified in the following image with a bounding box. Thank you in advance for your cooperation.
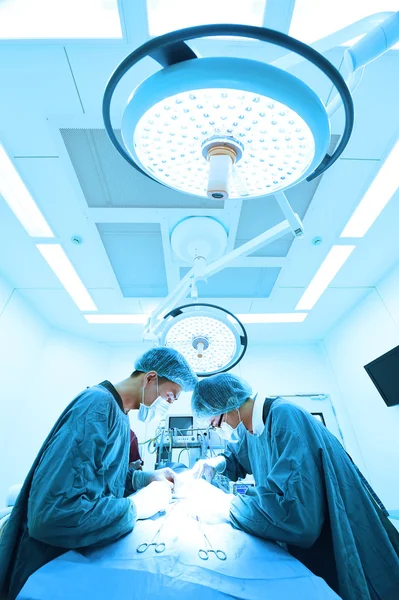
[191,373,252,417]
[135,347,198,392]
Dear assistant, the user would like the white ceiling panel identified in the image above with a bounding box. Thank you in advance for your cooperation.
[0,201,59,288]
[0,116,60,157]
[12,157,122,289]
[64,49,159,117]
[0,0,122,39]
[333,188,399,287]
[0,2,398,345]
[0,46,84,115]
[276,158,384,288]
[18,288,146,342]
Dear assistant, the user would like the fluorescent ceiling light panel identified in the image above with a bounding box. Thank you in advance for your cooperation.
[146,0,266,37]
[341,138,399,238]
[289,0,399,45]
[85,314,149,324]
[237,313,308,323]
[0,0,122,39]
[296,245,355,311]
[36,244,97,312]
[0,143,54,237]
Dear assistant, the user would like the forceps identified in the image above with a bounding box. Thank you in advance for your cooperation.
[196,516,227,561]
[136,498,182,555]
[136,526,166,554]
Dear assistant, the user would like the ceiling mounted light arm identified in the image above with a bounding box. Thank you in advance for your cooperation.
[324,68,365,123]
[144,217,291,341]
[149,40,198,68]
[273,12,395,72]
[203,219,291,279]
[274,191,304,238]
[146,216,228,338]
[147,268,195,334]
[103,23,354,185]
[327,12,399,120]
[346,12,399,72]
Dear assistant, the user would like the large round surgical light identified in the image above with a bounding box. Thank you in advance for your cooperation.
[160,303,247,377]
[103,24,354,200]
[122,58,326,198]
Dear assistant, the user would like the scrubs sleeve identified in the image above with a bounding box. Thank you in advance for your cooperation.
[230,428,325,548]
[222,436,252,482]
[124,467,135,497]
[28,405,136,549]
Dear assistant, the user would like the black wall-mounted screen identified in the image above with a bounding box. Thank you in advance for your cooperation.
[364,345,399,407]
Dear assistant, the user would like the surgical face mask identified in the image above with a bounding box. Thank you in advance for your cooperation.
[138,378,159,423]
[138,398,154,423]
[216,410,241,443]
[217,422,235,441]
[138,377,173,423]
[152,396,170,419]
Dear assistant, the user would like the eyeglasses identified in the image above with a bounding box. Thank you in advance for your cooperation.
[216,414,225,428]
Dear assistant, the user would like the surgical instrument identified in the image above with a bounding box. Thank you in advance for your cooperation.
[196,516,227,561]
[136,526,166,554]
[136,498,182,554]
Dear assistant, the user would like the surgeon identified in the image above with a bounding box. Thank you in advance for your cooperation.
[191,373,399,600]
[0,347,197,600]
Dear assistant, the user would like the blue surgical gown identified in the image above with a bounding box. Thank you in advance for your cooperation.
[0,381,137,600]
[223,398,399,600]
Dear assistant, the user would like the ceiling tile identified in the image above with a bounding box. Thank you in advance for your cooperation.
[97,223,168,297]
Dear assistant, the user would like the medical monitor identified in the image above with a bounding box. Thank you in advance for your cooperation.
[364,345,399,407]
[167,415,194,432]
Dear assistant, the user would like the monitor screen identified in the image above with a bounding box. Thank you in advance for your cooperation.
[364,345,399,407]
[168,415,194,432]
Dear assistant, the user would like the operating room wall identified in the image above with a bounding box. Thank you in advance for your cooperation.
[324,260,399,510]
[0,272,111,504]
[0,276,49,505]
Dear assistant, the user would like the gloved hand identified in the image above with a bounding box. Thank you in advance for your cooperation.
[132,468,176,491]
[186,479,233,525]
[129,459,144,471]
[191,456,226,482]
[151,468,176,488]
[130,481,172,519]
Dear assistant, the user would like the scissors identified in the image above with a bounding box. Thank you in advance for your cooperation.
[196,516,227,561]
[137,526,166,554]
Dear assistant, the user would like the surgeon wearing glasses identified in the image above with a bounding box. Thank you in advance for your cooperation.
[191,373,399,600]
